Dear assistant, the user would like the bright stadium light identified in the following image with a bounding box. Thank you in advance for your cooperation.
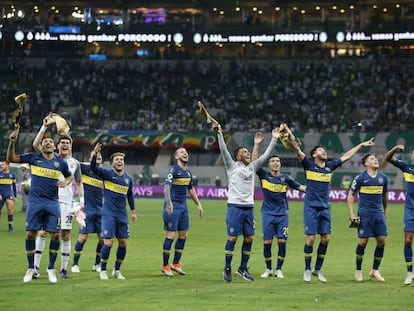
[193,33,202,44]
[14,30,24,41]
[173,33,183,44]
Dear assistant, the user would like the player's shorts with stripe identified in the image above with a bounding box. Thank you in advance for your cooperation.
[262,213,288,240]
[404,208,414,233]
[101,214,129,239]
[226,205,255,236]
[163,207,189,232]
[304,206,331,235]
[26,202,61,233]
[358,211,387,238]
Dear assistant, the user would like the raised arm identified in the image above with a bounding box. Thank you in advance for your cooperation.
[340,137,375,163]
[251,132,264,162]
[216,125,235,170]
[32,113,55,153]
[383,145,404,166]
[282,123,305,161]
[7,129,21,163]
[253,127,279,170]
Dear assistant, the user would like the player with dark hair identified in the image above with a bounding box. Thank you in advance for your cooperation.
[161,147,203,277]
[0,160,17,232]
[32,116,84,280]
[217,128,280,282]
[7,128,73,283]
[71,151,104,273]
[91,143,137,280]
[384,145,414,284]
[348,153,388,282]
[252,136,306,278]
[284,124,375,282]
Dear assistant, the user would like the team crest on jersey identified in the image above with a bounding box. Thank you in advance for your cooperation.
[54,161,60,168]
[325,167,331,172]
[124,177,129,185]
[378,177,383,184]
[280,176,285,183]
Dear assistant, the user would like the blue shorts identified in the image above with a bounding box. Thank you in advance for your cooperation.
[163,207,189,232]
[79,209,102,234]
[262,214,288,240]
[404,208,414,233]
[226,205,255,236]
[26,201,61,233]
[101,214,129,239]
[358,212,387,238]
[304,206,331,235]
[0,196,13,209]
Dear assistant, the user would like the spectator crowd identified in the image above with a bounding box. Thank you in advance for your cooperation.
[1,55,414,134]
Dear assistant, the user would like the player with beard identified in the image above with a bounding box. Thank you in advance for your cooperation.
[7,128,73,283]
[284,124,375,283]
[161,147,203,277]
[90,143,136,280]
[32,115,84,280]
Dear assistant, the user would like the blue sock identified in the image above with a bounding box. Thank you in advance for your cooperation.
[26,239,35,269]
[304,244,313,270]
[95,243,103,266]
[225,240,236,270]
[48,239,60,269]
[101,245,111,271]
[356,244,365,270]
[263,243,272,270]
[240,241,252,270]
[373,246,384,270]
[404,244,413,272]
[314,243,328,271]
[114,246,126,270]
[163,238,173,266]
[73,241,84,265]
[277,241,286,270]
[173,238,186,264]
[8,215,13,229]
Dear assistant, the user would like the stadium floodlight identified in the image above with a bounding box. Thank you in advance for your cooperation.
[14,30,24,41]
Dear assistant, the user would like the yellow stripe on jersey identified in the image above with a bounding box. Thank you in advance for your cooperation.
[0,179,14,184]
[305,170,332,183]
[104,180,129,194]
[261,180,287,193]
[82,174,104,188]
[31,165,62,179]
[403,172,414,183]
[173,178,191,186]
[359,186,383,194]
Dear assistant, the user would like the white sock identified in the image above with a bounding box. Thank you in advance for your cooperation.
[61,240,71,271]
[34,236,46,268]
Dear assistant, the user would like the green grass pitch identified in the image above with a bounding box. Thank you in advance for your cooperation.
[0,198,411,311]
